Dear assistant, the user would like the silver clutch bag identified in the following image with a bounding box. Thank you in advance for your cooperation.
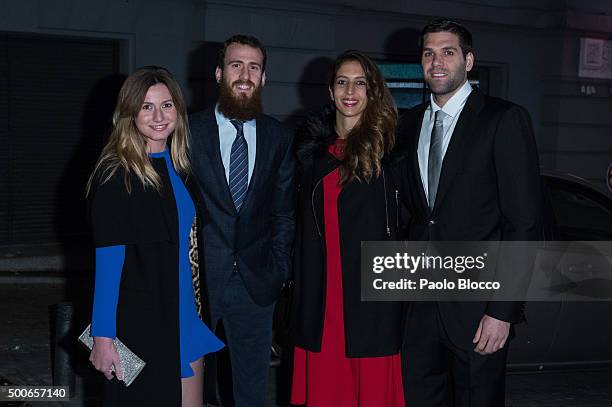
[78,324,146,387]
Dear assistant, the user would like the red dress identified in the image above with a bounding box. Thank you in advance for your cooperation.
[291,139,404,407]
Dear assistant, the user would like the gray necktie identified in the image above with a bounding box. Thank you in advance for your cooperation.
[427,110,446,210]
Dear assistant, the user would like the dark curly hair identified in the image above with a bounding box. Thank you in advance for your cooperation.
[329,50,398,186]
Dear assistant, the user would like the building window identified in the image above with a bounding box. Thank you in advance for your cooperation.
[377,61,490,113]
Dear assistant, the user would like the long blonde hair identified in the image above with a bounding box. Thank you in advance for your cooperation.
[86,66,190,195]
[329,51,398,186]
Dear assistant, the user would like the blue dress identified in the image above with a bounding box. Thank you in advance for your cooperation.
[91,149,224,378]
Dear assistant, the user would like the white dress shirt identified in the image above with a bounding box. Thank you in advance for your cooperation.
[215,105,257,185]
[417,80,473,201]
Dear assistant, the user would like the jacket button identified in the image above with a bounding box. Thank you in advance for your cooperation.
[429,220,436,225]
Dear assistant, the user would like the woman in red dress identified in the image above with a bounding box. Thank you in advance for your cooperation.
[289,50,406,407]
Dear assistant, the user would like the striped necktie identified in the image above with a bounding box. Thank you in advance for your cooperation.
[229,119,248,211]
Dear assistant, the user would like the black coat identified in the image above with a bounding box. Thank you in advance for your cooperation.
[88,157,210,406]
[288,107,406,357]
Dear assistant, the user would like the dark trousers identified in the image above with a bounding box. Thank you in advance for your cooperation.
[401,303,508,407]
[210,272,275,407]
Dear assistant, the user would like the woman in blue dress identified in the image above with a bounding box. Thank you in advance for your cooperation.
[86,66,224,406]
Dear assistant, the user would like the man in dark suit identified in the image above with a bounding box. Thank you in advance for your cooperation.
[398,19,542,406]
[189,34,294,406]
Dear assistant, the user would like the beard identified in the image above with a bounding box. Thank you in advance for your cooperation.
[217,78,263,121]
[426,74,464,97]
[425,64,467,99]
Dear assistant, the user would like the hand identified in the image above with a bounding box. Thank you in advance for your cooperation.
[472,314,510,355]
[89,337,124,381]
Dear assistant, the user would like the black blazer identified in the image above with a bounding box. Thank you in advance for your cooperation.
[397,88,543,349]
[188,108,295,307]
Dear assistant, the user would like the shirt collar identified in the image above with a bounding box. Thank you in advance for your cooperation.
[214,104,256,128]
[428,80,473,120]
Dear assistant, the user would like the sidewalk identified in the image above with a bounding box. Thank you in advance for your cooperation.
[0,242,91,284]
[1,248,612,406]
[0,242,286,406]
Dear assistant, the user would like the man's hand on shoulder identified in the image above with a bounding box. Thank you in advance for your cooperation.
[472,314,510,355]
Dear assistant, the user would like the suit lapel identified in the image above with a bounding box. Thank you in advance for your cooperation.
[409,104,430,215]
[433,89,485,211]
[200,110,240,213]
[240,118,268,212]
[203,109,234,206]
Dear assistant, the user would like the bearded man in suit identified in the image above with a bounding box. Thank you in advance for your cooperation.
[189,34,294,407]
[398,19,542,407]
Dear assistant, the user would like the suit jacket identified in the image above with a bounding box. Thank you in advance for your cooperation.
[397,87,542,349]
[188,108,295,307]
